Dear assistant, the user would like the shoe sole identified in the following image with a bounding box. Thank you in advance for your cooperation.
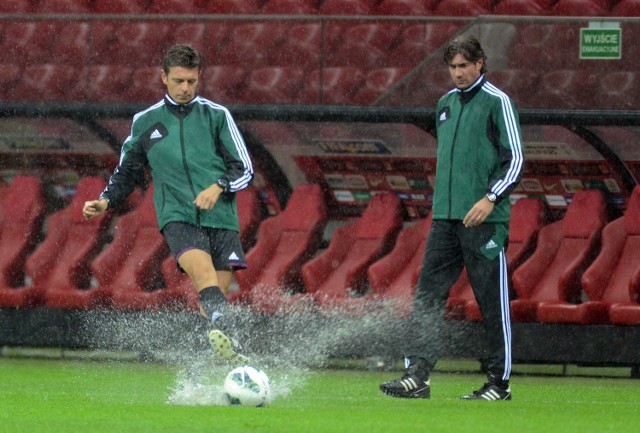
[461,390,512,401]
[380,385,430,399]
[208,330,249,364]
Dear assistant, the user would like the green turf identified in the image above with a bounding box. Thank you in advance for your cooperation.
[1,357,639,433]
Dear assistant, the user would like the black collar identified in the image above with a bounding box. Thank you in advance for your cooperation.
[164,94,197,117]
[456,75,485,104]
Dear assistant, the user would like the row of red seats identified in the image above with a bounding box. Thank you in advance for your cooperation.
[2,175,639,326]
[3,62,637,109]
[235,185,640,326]
[0,21,463,69]
[3,0,639,16]
[4,20,637,72]
[0,176,263,312]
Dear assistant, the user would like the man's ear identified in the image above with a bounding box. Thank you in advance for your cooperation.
[161,69,168,85]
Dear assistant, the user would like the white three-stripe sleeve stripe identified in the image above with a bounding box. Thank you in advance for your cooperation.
[499,250,512,381]
[482,83,524,196]
[199,97,254,191]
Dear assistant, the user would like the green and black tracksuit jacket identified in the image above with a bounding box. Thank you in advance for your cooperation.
[433,75,523,222]
[100,94,253,232]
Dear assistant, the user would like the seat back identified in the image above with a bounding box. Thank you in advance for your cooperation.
[508,198,546,268]
[237,186,262,250]
[562,189,607,238]
[279,184,327,232]
[25,177,108,290]
[303,193,403,301]
[624,185,640,235]
[582,186,640,303]
[516,189,607,303]
[0,176,46,287]
[90,185,166,291]
[236,184,327,293]
[356,193,403,240]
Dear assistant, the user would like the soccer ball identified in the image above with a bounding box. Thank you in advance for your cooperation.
[223,366,271,407]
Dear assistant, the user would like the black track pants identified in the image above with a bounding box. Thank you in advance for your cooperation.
[405,219,512,383]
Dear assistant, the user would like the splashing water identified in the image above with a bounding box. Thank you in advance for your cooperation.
[78,297,460,407]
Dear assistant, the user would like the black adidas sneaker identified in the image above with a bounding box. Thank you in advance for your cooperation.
[461,382,512,401]
[380,375,431,399]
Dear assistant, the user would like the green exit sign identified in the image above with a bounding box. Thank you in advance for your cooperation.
[580,28,622,59]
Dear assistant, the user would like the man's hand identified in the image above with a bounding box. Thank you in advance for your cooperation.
[463,196,495,227]
[83,198,109,220]
[193,183,224,210]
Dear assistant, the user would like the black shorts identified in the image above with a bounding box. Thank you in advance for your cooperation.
[162,222,247,271]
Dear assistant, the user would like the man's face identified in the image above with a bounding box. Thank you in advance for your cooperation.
[161,66,199,104]
[448,53,483,90]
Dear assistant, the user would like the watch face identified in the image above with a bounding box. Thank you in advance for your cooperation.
[487,193,497,202]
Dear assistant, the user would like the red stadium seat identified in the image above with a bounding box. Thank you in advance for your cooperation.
[218,22,288,67]
[260,0,318,13]
[297,67,365,105]
[0,176,46,308]
[488,69,540,108]
[388,22,463,67]
[612,0,640,15]
[0,21,61,67]
[375,0,436,15]
[508,24,580,72]
[447,198,547,321]
[433,0,491,15]
[511,190,607,322]
[319,0,375,14]
[541,186,639,325]
[99,22,173,66]
[0,0,33,12]
[128,67,166,103]
[201,65,248,104]
[92,0,148,13]
[27,177,111,310]
[366,215,432,318]
[49,23,91,68]
[301,193,403,313]
[598,71,639,110]
[86,65,134,103]
[405,67,453,107]
[0,64,21,94]
[538,69,599,110]
[10,64,85,103]
[493,0,548,14]
[238,66,305,104]
[173,22,233,66]
[270,23,322,70]
[35,0,92,12]
[550,0,609,15]
[147,0,202,13]
[236,186,263,251]
[352,67,410,105]
[157,256,199,312]
[201,0,260,13]
[326,23,401,68]
[172,23,207,54]
[234,184,327,313]
[88,185,170,311]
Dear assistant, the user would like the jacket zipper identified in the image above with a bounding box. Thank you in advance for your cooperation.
[178,105,200,227]
[448,102,465,219]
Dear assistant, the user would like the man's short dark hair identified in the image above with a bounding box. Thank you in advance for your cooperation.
[443,35,487,74]
[162,44,201,74]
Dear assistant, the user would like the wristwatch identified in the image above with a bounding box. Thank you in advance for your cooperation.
[486,192,497,203]
[98,194,110,209]
[216,178,229,193]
